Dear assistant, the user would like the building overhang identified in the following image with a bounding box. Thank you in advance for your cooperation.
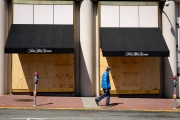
[100,28,169,57]
[5,24,74,54]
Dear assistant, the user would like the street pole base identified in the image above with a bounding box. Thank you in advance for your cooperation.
[173,108,176,109]
[33,105,36,106]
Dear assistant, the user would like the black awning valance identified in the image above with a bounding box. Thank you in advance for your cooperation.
[100,28,169,57]
[5,24,74,54]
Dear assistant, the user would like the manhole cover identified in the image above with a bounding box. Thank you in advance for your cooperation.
[13,99,34,102]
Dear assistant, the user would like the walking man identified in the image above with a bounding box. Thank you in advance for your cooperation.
[95,66,111,106]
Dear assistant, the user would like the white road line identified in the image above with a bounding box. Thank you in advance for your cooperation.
[10,118,49,120]
[10,118,105,120]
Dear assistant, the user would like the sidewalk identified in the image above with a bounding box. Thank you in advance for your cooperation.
[0,95,180,112]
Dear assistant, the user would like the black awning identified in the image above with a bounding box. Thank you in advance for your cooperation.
[100,28,169,57]
[5,24,74,54]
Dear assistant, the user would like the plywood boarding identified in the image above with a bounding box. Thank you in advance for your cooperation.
[12,88,74,92]
[100,90,160,94]
[100,51,160,94]
[12,54,74,92]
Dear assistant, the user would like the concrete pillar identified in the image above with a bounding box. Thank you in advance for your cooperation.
[93,2,99,96]
[74,1,80,96]
[80,0,93,96]
[176,2,180,99]
[162,1,177,98]
[6,0,12,94]
[0,0,6,95]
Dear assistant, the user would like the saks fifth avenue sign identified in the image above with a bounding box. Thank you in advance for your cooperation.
[27,48,52,53]
[125,52,149,56]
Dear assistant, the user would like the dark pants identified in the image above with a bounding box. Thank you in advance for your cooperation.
[96,89,110,105]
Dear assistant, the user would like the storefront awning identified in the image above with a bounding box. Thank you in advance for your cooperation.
[100,28,169,57]
[5,24,74,54]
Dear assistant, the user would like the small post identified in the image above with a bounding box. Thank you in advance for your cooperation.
[172,76,177,109]
[33,84,37,106]
[33,72,39,106]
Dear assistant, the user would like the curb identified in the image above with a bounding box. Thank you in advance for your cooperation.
[0,107,180,113]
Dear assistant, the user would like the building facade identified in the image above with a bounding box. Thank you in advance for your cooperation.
[0,0,180,98]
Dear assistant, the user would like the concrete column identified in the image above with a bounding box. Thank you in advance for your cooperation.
[6,0,12,94]
[0,0,6,95]
[74,1,80,96]
[93,2,99,96]
[162,1,177,98]
[176,2,180,99]
[80,0,93,96]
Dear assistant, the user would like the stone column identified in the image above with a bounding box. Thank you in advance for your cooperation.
[0,0,6,95]
[162,1,177,98]
[80,0,93,96]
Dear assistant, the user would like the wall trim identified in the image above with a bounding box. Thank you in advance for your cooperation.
[100,1,159,6]
[13,0,73,5]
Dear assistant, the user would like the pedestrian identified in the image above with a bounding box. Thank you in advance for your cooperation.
[95,66,112,107]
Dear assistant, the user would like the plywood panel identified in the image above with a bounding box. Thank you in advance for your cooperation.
[100,90,160,94]
[100,5,119,27]
[34,5,53,24]
[120,6,139,27]
[12,54,74,92]
[139,6,158,27]
[12,88,74,92]
[13,4,33,24]
[100,51,160,94]
[12,55,28,89]
[54,5,73,24]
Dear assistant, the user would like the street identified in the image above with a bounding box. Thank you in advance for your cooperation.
[0,109,180,120]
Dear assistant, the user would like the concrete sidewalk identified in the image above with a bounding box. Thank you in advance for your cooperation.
[0,95,180,112]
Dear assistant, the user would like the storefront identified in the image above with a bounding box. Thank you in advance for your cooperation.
[5,1,75,93]
[99,1,169,95]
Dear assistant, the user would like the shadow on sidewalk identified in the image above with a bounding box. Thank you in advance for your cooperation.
[99,103,123,106]
[111,103,123,106]
[13,99,34,102]
[36,103,53,106]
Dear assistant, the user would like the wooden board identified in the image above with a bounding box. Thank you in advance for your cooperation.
[12,54,74,92]
[100,51,160,94]
[100,90,160,94]
[12,88,74,92]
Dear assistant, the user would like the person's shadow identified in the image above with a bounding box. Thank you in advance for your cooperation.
[111,103,123,106]
[109,103,123,106]
[36,103,53,106]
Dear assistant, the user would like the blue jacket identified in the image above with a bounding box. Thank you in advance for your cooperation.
[101,71,111,89]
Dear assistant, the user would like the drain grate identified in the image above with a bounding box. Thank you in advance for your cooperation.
[13,99,34,102]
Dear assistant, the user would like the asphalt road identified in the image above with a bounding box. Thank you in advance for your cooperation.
[0,109,180,120]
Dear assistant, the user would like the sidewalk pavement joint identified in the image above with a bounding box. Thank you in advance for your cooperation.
[81,97,101,108]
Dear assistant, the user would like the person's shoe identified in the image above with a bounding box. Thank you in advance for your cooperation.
[95,99,99,106]
[105,104,112,107]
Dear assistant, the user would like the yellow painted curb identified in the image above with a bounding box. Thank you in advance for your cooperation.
[0,107,180,112]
